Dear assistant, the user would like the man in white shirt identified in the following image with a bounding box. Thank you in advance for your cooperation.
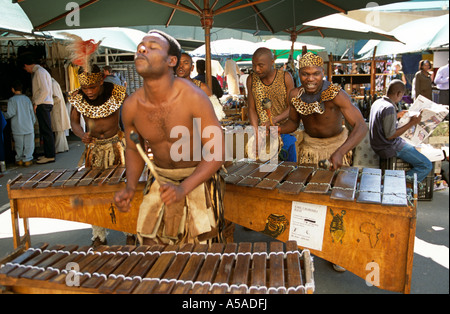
[434,60,449,105]
[22,58,55,164]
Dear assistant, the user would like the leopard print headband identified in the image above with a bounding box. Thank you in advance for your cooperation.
[299,52,324,68]
[78,72,104,86]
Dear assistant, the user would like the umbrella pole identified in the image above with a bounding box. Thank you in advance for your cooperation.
[202,0,213,90]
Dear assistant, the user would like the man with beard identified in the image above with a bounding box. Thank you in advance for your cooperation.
[279,52,367,170]
[114,30,226,245]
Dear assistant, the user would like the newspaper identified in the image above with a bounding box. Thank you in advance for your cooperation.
[398,95,449,146]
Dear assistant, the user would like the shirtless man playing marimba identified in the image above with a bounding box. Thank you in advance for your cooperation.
[114,30,225,246]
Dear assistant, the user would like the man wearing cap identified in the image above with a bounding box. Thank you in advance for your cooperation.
[279,52,367,170]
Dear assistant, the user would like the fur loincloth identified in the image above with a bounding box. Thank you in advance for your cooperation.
[297,128,352,166]
[137,165,225,245]
[79,131,126,169]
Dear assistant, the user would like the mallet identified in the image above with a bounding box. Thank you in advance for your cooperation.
[130,131,161,184]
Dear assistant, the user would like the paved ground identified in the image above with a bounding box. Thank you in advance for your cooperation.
[0,140,448,294]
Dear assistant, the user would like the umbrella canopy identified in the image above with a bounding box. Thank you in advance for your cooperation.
[358,14,449,57]
[17,0,406,87]
[299,13,400,42]
[256,38,324,51]
[49,27,148,52]
[17,0,407,34]
[191,38,258,58]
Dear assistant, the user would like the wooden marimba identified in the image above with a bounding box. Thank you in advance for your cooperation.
[7,166,146,249]
[221,160,417,294]
[0,241,314,294]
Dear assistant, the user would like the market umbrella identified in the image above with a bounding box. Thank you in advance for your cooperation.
[358,14,449,58]
[49,27,148,53]
[298,13,401,42]
[18,0,407,87]
[256,37,324,59]
[191,38,258,58]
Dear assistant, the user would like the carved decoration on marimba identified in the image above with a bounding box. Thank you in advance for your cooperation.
[360,222,381,249]
[329,209,346,244]
[261,214,289,238]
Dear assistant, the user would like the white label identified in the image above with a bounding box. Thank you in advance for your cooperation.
[289,201,327,251]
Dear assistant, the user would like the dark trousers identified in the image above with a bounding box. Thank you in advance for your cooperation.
[438,90,449,106]
[36,104,55,158]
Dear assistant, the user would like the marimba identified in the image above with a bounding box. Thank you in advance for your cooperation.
[0,241,314,294]
[7,166,146,249]
[221,160,417,294]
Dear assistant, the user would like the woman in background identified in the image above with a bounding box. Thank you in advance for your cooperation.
[414,60,434,100]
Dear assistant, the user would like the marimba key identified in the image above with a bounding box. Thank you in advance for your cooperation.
[357,168,382,204]
[256,163,296,190]
[77,245,123,285]
[249,242,267,294]
[221,161,248,178]
[49,245,110,285]
[115,244,165,294]
[0,243,48,275]
[304,169,335,194]
[7,244,65,278]
[82,245,136,289]
[9,171,40,190]
[211,243,237,294]
[382,170,408,206]
[229,242,252,294]
[78,169,102,187]
[285,241,304,294]
[269,242,285,294]
[63,168,89,187]
[236,163,278,187]
[278,166,314,195]
[152,243,196,294]
[330,167,359,201]
[224,162,264,185]
[20,244,79,280]
[51,169,78,188]
[171,244,209,294]
[20,170,53,189]
[34,246,91,281]
[92,166,118,186]
[35,170,66,189]
[107,167,126,185]
[132,244,179,294]
[98,245,151,293]
[191,243,224,294]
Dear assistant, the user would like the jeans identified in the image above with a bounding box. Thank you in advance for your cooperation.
[396,143,433,182]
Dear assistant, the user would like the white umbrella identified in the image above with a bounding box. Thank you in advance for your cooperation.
[358,14,449,57]
[50,27,147,53]
[191,38,258,58]
[256,38,325,51]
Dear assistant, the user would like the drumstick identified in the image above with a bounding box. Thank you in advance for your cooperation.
[130,131,161,184]
[262,98,273,126]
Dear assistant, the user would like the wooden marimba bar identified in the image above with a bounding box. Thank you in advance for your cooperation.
[0,241,314,294]
[221,160,417,294]
[6,166,146,249]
